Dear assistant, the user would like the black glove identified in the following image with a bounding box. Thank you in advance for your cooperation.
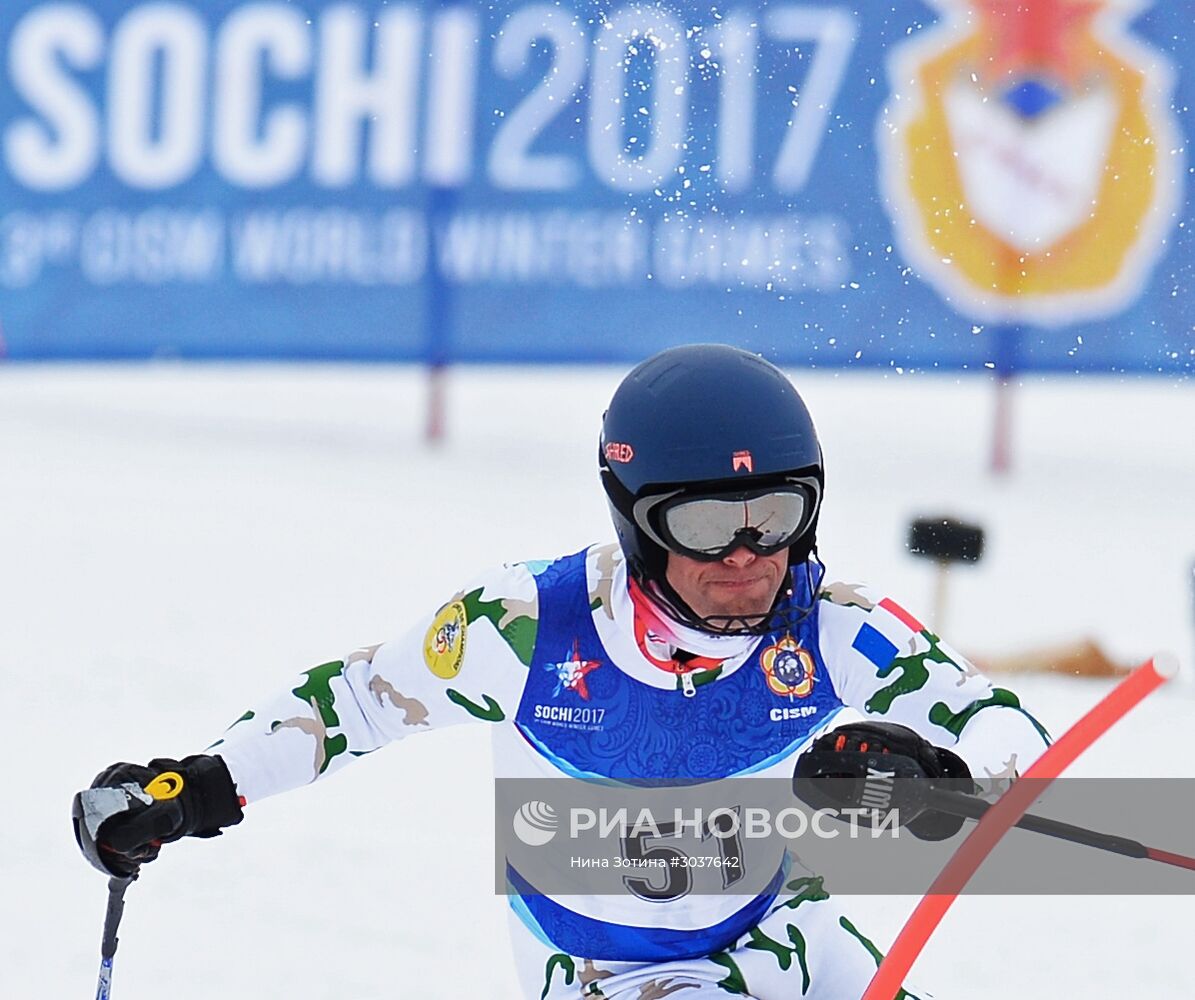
[793,721,974,841]
[72,754,244,876]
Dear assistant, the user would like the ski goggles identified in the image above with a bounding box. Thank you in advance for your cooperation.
[634,478,820,561]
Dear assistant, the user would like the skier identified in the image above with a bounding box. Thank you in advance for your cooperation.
[74,344,1050,998]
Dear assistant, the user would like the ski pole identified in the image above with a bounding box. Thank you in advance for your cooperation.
[74,771,186,1000]
[95,874,136,1000]
[920,784,1195,872]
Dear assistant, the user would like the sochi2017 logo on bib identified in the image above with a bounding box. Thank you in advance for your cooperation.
[879,0,1181,324]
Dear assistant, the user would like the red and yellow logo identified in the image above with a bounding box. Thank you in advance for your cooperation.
[759,635,816,699]
[880,0,1180,323]
[423,600,468,679]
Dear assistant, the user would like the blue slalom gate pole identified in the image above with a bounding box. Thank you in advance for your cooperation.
[424,183,455,445]
[989,323,1023,476]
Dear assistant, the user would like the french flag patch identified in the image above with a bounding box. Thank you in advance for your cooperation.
[852,623,899,675]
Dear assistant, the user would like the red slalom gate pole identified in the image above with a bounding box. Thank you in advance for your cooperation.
[861,654,1178,1000]
[1146,847,1195,873]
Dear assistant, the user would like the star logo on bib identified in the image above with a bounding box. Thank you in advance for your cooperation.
[546,639,602,700]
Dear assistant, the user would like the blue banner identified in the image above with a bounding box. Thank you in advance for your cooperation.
[0,1,1189,371]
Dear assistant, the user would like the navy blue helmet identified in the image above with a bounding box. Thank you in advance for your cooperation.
[599,344,824,634]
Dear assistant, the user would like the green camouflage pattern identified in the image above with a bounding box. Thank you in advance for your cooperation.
[446,689,505,722]
[930,686,1052,745]
[460,586,538,666]
[837,916,921,1000]
[865,629,961,715]
[541,953,576,999]
[269,660,350,776]
[708,951,748,995]
[206,709,255,750]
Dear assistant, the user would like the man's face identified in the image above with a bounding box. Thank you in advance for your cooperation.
[664,546,789,624]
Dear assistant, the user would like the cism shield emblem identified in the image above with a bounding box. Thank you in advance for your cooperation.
[760,635,816,699]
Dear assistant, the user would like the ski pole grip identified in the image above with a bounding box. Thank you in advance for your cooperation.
[100,876,135,961]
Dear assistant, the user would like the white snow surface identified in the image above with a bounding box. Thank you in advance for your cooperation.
[2,363,1193,999]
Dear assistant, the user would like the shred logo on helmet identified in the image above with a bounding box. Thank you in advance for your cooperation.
[598,344,825,636]
[604,442,635,463]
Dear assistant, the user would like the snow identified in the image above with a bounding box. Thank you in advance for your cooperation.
[2,362,1192,999]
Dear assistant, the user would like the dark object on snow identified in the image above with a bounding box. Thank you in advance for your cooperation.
[907,517,985,564]
[905,516,986,634]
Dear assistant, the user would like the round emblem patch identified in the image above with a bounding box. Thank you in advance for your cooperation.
[423,601,468,679]
[760,635,816,698]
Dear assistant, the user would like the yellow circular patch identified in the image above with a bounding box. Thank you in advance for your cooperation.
[423,601,468,679]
